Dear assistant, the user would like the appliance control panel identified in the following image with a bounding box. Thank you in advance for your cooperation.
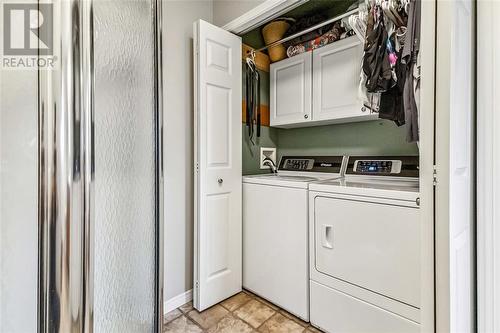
[282,158,314,170]
[278,156,344,173]
[346,156,419,177]
[353,160,403,174]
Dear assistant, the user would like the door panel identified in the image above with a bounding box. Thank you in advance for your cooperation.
[435,0,475,331]
[270,52,312,126]
[0,67,38,333]
[310,281,420,333]
[448,1,474,332]
[313,37,365,121]
[93,1,157,331]
[207,85,231,166]
[206,193,230,278]
[194,19,242,311]
[314,196,420,307]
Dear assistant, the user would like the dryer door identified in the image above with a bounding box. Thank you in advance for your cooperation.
[313,194,420,307]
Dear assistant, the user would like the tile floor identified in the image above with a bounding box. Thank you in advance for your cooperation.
[164,290,323,333]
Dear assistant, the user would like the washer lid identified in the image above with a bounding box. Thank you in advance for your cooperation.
[244,156,345,188]
[243,173,328,189]
[309,177,419,201]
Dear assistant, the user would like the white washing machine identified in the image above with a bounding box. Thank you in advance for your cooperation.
[308,156,421,333]
[243,156,345,321]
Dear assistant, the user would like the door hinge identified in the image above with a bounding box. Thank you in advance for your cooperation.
[433,165,438,186]
[195,281,199,289]
[196,162,199,173]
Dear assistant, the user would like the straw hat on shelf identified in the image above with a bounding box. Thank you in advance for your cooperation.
[261,18,294,62]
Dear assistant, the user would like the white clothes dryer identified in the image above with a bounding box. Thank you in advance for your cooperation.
[308,156,421,333]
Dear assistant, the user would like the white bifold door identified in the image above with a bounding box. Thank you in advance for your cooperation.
[193,20,242,311]
[436,0,475,332]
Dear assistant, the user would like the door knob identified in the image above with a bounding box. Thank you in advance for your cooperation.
[416,197,420,206]
[217,178,223,184]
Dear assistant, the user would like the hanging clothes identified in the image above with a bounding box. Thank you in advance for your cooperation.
[378,47,406,126]
[362,6,395,94]
[414,50,421,125]
[401,0,421,143]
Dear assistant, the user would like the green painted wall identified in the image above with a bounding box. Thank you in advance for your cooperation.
[242,121,419,175]
[277,121,419,160]
[242,125,279,175]
[241,65,418,176]
[242,66,278,175]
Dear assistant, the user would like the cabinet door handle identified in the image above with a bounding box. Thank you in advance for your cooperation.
[361,106,367,112]
[304,114,309,119]
[217,178,223,184]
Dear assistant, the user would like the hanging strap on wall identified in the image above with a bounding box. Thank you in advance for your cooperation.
[245,49,261,144]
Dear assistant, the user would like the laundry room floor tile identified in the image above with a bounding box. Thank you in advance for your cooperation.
[164,308,182,324]
[258,313,305,333]
[164,315,203,333]
[207,314,255,333]
[221,292,253,311]
[187,305,229,329]
[164,290,324,332]
[233,299,276,328]
[179,301,194,313]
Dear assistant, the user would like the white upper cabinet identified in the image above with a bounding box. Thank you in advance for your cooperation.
[313,37,370,122]
[270,36,376,128]
[270,51,312,127]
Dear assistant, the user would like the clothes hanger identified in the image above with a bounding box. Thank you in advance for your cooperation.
[381,1,399,27]
[401,0,410,14]
[387,0,405,27]
[349,14,366,43]
[246,49,256,72]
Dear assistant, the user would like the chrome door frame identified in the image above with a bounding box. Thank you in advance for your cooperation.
[153,0,164,332]
[38,0,164,331]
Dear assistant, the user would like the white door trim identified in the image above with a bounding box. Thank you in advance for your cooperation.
[435,0,475,332]
[419,1,437,333]
[222,0,308,34]
[477,1,500,332]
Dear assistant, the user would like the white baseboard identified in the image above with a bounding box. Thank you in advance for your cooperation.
[164,289,193,314]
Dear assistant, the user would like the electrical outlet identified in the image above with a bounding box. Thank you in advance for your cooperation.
[260,147,277,169]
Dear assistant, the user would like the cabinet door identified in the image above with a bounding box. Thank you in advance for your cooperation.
[270,52,312,127]
[313,37,365,121]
